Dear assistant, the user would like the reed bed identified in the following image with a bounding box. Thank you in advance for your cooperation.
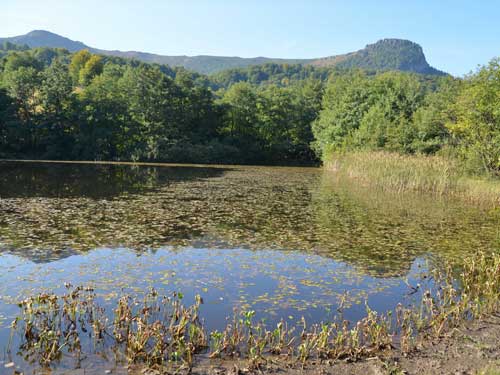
[325,151,500,205]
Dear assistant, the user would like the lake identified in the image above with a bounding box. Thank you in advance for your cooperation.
[0,160,499,372]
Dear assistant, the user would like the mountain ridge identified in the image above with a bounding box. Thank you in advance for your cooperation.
[0,30,446,75]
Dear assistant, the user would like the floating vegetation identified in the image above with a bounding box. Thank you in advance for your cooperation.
[1,161,500,373]
[0,162,499,276]
[7,251,500,373]
[0,247,402,339]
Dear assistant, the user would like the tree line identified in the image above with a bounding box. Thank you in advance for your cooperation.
[0,44,499,174]
[0,46,321,164]
[312,61,500,176]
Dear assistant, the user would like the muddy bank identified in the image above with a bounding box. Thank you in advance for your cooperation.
[48,314,498,375]
[189,315,500,375]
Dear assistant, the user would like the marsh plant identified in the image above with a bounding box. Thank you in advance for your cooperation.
[325,151,500,204]
[10,286,98,366]
[9,251,500,372]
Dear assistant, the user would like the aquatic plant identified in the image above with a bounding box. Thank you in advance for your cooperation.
[8,250,500,372]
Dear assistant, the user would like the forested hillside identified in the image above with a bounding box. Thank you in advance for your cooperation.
[0,42,498,175]
[209,64,333,89]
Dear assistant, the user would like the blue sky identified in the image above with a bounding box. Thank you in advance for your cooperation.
[2,0,499,76]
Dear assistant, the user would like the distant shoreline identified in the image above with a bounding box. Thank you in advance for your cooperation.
[0,159,320,170]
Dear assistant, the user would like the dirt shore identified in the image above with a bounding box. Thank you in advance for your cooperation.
[196,314,500,375]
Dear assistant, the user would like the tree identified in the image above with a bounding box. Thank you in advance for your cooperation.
[412,77,459,154]
[69,49,91,84]
[353,104,390,149]
[291,79,323,159]
[370,72,424,152]
[33,47,68,67]
[257,85,295,147]
[40,59,73,115]
[79,55,103,86]
[3,51,40,72]
[76,63,128,160]
[174,72,221,142]
[3,66,40,123]
[448,59,500,175]
[118,65,179,160]
[37,59,76,158]
[312,71,429,156]
[220,82,260,145]
[0,88,18,156]
[312,71,373,156]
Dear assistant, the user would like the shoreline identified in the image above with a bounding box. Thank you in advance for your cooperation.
[0,159,321,170]
[186,315,500,374]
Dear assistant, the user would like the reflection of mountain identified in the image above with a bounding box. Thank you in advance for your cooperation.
[1,245,82,264]
[0,162,498,277]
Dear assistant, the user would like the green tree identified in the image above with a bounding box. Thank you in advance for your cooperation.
[0,88,18,156]
[448,59,500,175]
[76,63,128,160]
[412,77,460,154]
[79,55,103,86]
[291,79,323,159]
[37,59,76,158]
[312,71,373,156]
[312,71,427,157]
[118,65,178,160]
[220,82,260,146]
[3,51,41,72]
[257,86,294,147]
[353,104,390,149]
[40,59,73,115]
[371,72,424,152]
[3,66,40,123]
[69,49,91,84]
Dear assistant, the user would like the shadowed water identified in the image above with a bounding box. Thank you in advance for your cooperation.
[0,160,499,373]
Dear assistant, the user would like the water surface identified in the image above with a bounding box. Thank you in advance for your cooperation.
[0,161,499,372]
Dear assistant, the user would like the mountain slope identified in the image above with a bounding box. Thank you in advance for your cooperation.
[311,39,443,75]
[0,30,87,52]
[0,30,445,75]
[90,49,311,74]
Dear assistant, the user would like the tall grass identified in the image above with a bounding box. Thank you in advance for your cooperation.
[324,151,500,204]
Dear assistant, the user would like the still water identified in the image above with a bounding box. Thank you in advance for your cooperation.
[0,161,499,371]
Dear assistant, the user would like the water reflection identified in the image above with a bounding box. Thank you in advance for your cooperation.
[0,247,426,332]
[0,161,229,198]
[312,175,500,276]
[0,161,499,373]
[0,161,498,277]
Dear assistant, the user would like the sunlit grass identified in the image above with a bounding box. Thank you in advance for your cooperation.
[324,151,500,205]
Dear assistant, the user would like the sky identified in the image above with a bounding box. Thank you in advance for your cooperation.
[2,0,499,76]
